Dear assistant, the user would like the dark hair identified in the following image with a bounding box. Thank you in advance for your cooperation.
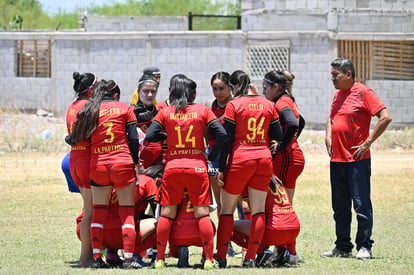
[143,66,161,76]
[138,74,158,90]
[143,162,164,179]
[134,103,157,126]
[269,175,283,193]
[72,71,96,95]
[282,70,295,95]
[169,76,196,113]
[70,79,120,143]
[210,71,230,86]
[229,70,250,97]
[169,73,187,88]
[331,58,355,79]
[263,70,287,91]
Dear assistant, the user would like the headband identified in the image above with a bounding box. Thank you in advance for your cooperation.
[138,79,158,87]
[79,75,97,95]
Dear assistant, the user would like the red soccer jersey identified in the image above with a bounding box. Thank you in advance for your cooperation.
[153,104,218,170]
[90,101,137,165]
[155,100,169,110]
[265,183,300,231]
[224,95,278,164]
[274,95,301,152]
[330,82,386,162]
[66,99,90,156]
[134,174,158,219]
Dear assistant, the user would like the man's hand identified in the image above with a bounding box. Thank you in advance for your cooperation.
[351,140,371,160]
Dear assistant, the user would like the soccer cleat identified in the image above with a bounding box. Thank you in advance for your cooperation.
[256,249,273,267]
[91,257,108,268]
[271,248,290,267]
[122,258,142,269]
[356,247,372,260]
[133,254,149,267]
[214,257,227,269]
[203,259,215,270]
[320,247,353,258]
[154,259,165,269]
[242,258,256,268]
[177,246,189,268]
[105,251,122,268]
[288,253,299,265]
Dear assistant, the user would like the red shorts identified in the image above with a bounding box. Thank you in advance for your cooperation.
[272,148,305,189]
[70,155,91,189]
[90,163,136,189]
[169,218,216,248]
[261,228,300,246]
[160,168,211,206]
[224,157,273,194]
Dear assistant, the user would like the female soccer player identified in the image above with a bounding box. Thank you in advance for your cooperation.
[68,80,141,269]
[145,75,227,270]
[232,176,301,267]
[205,71,232,217]
[214,71,284,268]
[65,71,97,267]
[263,70,305,203]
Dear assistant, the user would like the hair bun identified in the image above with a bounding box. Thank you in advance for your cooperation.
[73,71,81,81]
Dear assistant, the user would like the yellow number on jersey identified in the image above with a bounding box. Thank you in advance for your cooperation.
[246,117,265,141]
[271,184,290,204]
[174,125,196,148]
[103,122,114,143]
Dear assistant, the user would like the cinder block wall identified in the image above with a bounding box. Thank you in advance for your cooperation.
[0,0,413,126]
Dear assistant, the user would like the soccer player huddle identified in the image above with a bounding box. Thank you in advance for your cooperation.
[64,67,304,269]
[64,58,391,269]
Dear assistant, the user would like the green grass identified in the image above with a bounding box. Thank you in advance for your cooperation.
[0,148,413,274]
[1,112,413,274]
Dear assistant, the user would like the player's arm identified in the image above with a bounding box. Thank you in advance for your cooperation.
[218,120,235,173]
[297,114,305,138]
[126,121,139,164]
[207,119,227,161]
[145,120,167,142]
[276,108,299,151]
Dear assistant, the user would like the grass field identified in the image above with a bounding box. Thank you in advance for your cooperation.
[0,114,413,274]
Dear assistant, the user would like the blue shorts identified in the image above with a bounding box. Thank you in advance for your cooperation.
[206,146,220,176]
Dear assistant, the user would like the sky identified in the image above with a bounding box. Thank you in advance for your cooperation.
[38,0,128,15]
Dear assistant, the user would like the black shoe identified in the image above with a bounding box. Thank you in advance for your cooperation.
[177,246,189,268]
[272,249,290,267]
[106,254,122,268]
[256,250,272,267]
[214,257,227,268]
[122,258,142,269]
[91,258,108,269]
[243,258,256,268]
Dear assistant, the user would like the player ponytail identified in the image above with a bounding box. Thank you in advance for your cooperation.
[70,80,119,143]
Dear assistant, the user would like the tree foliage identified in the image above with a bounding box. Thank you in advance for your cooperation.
[0,0,240,30]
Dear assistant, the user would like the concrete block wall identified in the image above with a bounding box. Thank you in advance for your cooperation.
[336,10,414,33]
[85,16,188,31]
[244,0,414,11]
[367,80,414,126]
[5,32,245,117]
[0,40,52,111]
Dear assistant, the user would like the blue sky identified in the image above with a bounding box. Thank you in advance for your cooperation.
[38,0,128,15]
